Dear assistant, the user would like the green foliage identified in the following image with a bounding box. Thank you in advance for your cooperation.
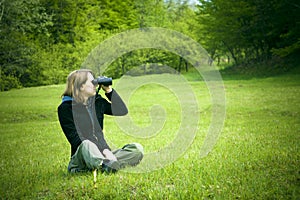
[104,49,185,78]
[0,0,205,91]
[196,0,300,65]
[0,0,53,90]
[98,0,138,30]
[1,0,299,91]
[272,39,300,58]
[0,70,22,91]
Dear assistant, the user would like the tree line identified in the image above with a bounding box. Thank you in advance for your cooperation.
[0,0,299,91]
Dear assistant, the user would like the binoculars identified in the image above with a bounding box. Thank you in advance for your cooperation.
[92,76,112,86]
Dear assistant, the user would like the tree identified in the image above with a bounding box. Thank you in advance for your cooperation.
[0,0,53,90]
[196,0,300,65]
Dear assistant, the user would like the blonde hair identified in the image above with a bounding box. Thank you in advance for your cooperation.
[62,69,94,103]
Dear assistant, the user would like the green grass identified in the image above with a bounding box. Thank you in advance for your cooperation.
[0,72,299,199]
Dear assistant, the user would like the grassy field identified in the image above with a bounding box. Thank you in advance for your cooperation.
[0,70,299,199]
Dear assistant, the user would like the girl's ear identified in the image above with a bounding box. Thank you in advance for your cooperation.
[80,84,84,91]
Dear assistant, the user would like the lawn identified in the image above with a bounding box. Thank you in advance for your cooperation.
[0,71,299,199]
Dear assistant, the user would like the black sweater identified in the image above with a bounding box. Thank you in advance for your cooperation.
[57,89,128,157]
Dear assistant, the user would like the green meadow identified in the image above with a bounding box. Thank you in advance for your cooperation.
[0,71,299,199]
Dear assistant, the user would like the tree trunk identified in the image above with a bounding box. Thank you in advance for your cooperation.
[185,60,188,72]
[222,41,238,65]
[227,55,230,64]
[121,56,126,75]
[178,57,183,73]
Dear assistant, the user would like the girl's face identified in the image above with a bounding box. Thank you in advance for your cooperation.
[80,72,96,98]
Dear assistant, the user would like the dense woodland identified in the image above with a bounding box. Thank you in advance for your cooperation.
[0,0,299,90]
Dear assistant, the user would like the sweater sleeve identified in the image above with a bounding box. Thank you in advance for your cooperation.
[57,102,82,155]
[104,89,128,116]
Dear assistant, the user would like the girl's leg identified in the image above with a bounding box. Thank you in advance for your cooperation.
[68,140,105,173]
[112,143,144,168]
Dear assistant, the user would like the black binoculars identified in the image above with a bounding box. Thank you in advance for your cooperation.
[92,76,112,86]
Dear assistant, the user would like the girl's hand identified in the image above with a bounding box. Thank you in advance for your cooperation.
[101,85,112,93]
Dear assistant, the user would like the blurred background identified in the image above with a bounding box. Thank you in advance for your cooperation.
[0,0,299,90]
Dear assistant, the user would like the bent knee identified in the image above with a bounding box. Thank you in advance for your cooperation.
[81,140,96,147]
[133,143,144,154]
[123,143,144,155]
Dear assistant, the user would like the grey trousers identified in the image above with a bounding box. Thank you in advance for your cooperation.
[68,140,144,173]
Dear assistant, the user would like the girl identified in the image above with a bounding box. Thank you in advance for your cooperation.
[57,69,143,173]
